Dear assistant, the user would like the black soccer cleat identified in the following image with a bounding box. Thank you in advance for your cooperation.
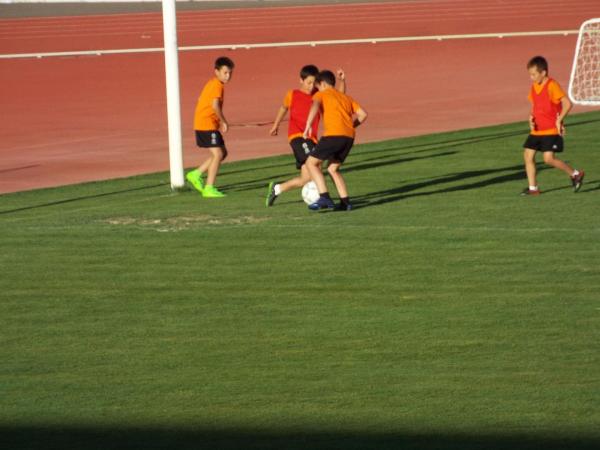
[336,202,353,211]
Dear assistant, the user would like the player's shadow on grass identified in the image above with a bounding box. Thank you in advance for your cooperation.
[352,128,526,161]
[351,116,599,161]
[0,182,168,215]
[2,424,599,450]
[543,179,600,195]
[352,164,536,208]
[220,151,458,194]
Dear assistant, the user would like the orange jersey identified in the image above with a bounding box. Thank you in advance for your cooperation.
[194,77,224,131]
[313,88,361,138]
[528,78,565,135]
[283,89,319,142]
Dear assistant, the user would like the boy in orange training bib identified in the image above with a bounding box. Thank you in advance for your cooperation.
[521,56,584,196]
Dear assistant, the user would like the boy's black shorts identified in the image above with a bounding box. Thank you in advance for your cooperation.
[311,136,354,163]
[524,134,564,153]
[195,130,226,148]
[289,137,316,169]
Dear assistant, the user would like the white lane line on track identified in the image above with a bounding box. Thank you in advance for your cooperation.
[0,29,578,59]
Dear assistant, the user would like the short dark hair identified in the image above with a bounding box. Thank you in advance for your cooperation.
[215,56,234,70]
[300,65,319,80]
[527,56,548,73]
[316,70,336,87]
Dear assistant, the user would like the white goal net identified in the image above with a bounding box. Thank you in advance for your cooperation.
[569,18,600,105]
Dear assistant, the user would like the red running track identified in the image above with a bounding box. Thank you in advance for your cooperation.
[1,0,599,193]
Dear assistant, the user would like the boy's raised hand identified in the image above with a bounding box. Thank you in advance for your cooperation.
[336,69,345,81]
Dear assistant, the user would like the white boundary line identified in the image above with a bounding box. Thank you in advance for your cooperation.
[0,29,577,59]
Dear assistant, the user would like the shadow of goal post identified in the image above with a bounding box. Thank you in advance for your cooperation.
[569,18,600,106]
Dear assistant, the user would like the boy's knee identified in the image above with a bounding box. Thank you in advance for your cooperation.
[327,164,339,175]
[523,149,535,161]
[543,153,554,164]
[306,156,320,167]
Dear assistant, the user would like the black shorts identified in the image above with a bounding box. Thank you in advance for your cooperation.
[524,134,564,153]
[195,130,226,148]
[311,136,354,163]
[289,137,316,169]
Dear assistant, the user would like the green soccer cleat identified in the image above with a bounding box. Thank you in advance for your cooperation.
[202,185,226,198]
[266,181,279,207]
[186,170,204,194]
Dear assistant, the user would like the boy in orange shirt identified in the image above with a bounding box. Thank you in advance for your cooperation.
[266,66,346,207]
[303,70,367,211]
[186,56,234,198]
[521,55,584,196]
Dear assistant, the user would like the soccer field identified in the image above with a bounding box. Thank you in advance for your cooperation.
[1,113,599,450]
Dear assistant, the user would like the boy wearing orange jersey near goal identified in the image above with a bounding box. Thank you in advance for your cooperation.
[187,56,234,198]
[521,56,584,196]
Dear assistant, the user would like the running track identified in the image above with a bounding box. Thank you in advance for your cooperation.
[1,0,599,193]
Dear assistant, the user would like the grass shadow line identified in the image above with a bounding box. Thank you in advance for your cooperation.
[0,182,168,215]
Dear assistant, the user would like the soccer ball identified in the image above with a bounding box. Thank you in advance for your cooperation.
[301,181,320,205]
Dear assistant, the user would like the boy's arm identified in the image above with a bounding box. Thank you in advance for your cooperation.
[303,98,322,139]
[212,98,228,133]
[557,95,572,136]
[270,106,288,136]
[336,69,346,94]
[529,114,536,132]
[353,107,368,128]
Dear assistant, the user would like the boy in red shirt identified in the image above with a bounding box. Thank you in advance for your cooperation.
[266,66,346,207]
[521,56,584,196]
[186,56,234,198]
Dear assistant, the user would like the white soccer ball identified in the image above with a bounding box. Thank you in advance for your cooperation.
[301,181,320,205]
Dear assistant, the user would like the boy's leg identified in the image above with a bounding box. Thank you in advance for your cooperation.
[198,156,212,175]
[203,147,227,198]
[327,161,347,198]
[280,164,312,192]
[306,156,327,193]
[187,154,212,191]
[542,152,585,192]
[542,152,574,176]
[523,148,538,189]
[266,166,311,207]
[205,147,225,186]
[306,155,335,210]
[327,161,353,210]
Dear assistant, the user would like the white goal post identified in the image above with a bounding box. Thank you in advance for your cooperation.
[2,0,187,190]
[569,18,600,106]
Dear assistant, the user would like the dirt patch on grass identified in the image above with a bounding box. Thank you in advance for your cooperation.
[104,214,268,231]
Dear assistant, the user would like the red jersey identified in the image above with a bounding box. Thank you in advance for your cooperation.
[283,89,320,142]
[528,78,564,135]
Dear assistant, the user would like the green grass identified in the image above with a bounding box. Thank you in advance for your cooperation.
[1,112,599,450]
